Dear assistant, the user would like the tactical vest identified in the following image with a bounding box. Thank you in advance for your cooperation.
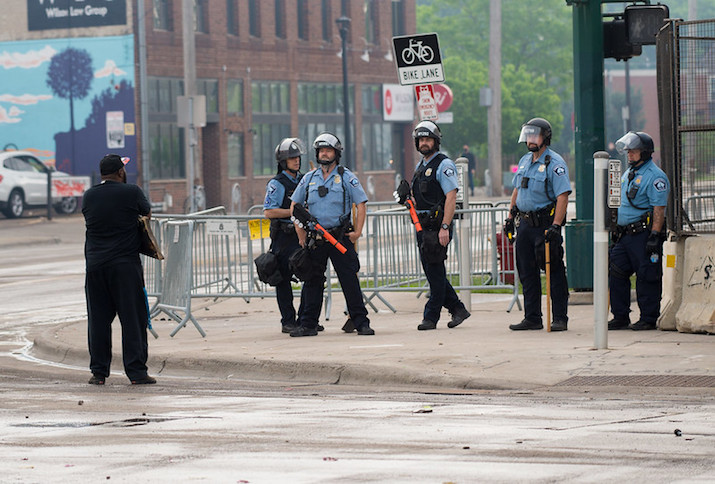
[412,153,448,211]
[274,172,301,222]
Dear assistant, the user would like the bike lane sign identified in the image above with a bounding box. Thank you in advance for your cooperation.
[392,33,444,86]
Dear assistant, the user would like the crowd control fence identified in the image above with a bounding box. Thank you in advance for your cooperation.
[143,202,520,335]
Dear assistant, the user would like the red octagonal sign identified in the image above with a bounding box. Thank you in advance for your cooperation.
[432,83,453,112]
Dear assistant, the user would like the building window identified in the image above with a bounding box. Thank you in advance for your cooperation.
[364,0,379,45]
[391,0,405,36]
[227,79,243,115]
[275,0,286,39]
[194,0,209,33]
[321,0,332,42]
[298,0,309,41]
[361,85,391,171]
[148,77,185,180]
[251,81,291,176]
[227,0,238,35]
[228,131,244,177]
[153,0,172,31]
[298,83,353,114]
[248,0,261,38]
[197,79,219,114]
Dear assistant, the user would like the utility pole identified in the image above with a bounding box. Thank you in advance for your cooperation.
[487,0,502,197]
[182,0,197,212]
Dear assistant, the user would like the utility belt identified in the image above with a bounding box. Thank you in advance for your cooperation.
[417,205,445,231]
[311,217,353,245]
[270,219,296,238]
[517,204,555,228]
[612,212,652,242]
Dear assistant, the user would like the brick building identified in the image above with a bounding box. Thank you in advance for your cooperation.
[141,0,417,212]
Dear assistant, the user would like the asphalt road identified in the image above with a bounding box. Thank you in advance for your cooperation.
[1,214,714,483]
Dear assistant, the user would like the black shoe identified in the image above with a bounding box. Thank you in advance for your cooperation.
[550,320,568,332]
[356,325,375,335]
[88,374,105,385]
[447,306,471,328]
[629,320,656,331]
[417,320,437,331]
[131,375,157,385]
[509,319,543,331]
[316,324,325,332]
[290,326,318,337]
[282,324,298,334]
[608,318,630,330]
[341,318,355,333]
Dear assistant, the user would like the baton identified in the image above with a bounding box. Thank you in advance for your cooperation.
[545,240,551,332]
[404,199,423,232]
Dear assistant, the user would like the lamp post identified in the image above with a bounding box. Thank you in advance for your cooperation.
[336,16,351,168]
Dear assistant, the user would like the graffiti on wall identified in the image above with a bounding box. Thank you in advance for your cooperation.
[687,255,714,291]
[0,35,136,182]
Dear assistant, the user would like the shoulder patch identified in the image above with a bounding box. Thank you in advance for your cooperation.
[653,178,667,192]
[267,183,277,194]
[553,165,566,176]
[443,167,455,177]
[350,177,359,187]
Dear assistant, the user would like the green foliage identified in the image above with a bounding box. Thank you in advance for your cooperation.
[417,0,573,165]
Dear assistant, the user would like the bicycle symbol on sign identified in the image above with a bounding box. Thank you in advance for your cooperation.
[401,39,435,65]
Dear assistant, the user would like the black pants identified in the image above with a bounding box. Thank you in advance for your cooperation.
[515,223,569,324]
[609,231,662,324]
[85,262,149,380]
[270,230,302,326]
[417,229,463,323]
[297,236,369,331]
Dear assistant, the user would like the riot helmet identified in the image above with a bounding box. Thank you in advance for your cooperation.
[412,120,442,150]
[518,117,552,151]
[313,132,342,165]
[615,131,654,164]
[274,137,305,174]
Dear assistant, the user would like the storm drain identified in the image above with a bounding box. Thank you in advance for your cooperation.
[555,375,715,388]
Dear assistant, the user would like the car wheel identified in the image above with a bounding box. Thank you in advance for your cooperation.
[55,196,78,214]
[4,189,25,218]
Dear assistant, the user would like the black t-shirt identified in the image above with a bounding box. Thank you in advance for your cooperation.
[82,181,151,271]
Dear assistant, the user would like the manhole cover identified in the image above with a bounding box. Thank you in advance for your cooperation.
[555,375,715,387]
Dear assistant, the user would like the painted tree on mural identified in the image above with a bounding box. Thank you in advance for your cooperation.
[46,47,93,134]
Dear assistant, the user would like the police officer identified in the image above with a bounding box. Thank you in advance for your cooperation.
[409,121,471,331]
[289,132,374,337]
[608,131,670,331]
[504,117,571,331]
[263,138,306,334]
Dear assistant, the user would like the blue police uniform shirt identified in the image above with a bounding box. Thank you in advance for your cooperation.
[415,152,459,214]
[512,148,571,213]
[264,171,299,210]
[617,159,670,226]
[291,165,368,229]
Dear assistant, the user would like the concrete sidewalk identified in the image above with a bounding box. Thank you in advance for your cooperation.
[32,290,715,390]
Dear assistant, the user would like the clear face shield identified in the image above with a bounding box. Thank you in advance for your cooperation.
[614,132,642,154]
[518,125,543,145]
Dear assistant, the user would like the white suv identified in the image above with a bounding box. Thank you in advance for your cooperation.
[0,150,79,218]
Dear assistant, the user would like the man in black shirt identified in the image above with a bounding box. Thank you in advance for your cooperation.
[82,154,155,385]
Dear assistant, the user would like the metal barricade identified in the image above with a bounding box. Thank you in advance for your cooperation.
[153,220,206,337]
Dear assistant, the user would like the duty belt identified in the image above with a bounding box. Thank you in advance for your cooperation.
[615,219,648,236]
[518,204,555,228]
[270,220,296,236]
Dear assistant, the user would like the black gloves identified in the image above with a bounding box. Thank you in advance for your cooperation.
[503,218,515,243]
[646,231,661,256]
[393,179,411,205]
[544,224,561,243]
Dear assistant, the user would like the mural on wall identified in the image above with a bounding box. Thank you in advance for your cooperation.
[0,35,136,182]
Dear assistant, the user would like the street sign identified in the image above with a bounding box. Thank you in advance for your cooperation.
[432,83,453,112]
[415,84,438,121]
[392,33,444,86]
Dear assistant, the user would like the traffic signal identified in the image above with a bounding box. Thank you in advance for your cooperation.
[625,4,670,45]
[604,18,642,61]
